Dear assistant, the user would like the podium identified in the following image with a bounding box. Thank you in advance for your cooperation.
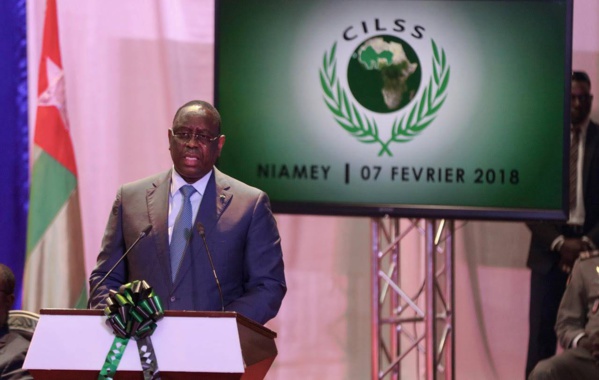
[24,309,278,379]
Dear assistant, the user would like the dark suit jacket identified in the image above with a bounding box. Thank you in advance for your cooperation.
[89,168,287,325]
[0,326,32,380]
[527,120,599,274]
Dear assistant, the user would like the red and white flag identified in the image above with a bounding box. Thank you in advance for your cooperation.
[24,0,87,311]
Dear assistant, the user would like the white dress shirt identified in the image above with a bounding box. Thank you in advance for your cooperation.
[167,168,212,243]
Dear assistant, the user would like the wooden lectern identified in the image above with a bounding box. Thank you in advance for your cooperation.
[24,309,278,379]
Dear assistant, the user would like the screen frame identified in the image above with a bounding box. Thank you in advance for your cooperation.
[214,0,574,222]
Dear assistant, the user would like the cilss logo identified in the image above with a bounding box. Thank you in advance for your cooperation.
[319,18,450,156]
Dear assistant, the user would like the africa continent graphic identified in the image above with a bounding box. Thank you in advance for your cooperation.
[348,36,421,113]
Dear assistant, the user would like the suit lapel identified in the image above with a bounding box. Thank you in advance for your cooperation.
[146,169,172,290]
[584,121,599,192]
[196,168,232,235]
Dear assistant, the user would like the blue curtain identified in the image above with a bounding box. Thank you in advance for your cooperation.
[0,0,28,309]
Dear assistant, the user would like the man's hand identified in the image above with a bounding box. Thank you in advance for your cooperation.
[558,238,591,272]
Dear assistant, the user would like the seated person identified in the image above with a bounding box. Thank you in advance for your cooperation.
[0,264,33,380]
[528,251,599,379]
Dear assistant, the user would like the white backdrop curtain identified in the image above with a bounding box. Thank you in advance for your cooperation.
[26,1,599,379]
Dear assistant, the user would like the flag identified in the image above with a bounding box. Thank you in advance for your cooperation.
[23,0,87,311]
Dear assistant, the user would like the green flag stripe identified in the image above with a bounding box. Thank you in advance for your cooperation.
[26,150,77,254]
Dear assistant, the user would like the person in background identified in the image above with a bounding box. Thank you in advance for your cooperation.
[0,264,33,380]
[525,71,599,377]
[88,100,286,325]
[528,250,599,379]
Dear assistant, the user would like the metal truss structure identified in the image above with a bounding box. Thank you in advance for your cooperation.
[371,218,455,380]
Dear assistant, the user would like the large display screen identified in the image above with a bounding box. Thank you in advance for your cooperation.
[215,0,572,220]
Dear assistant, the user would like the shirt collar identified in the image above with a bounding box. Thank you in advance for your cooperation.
[170,168,212,198]
[572,117,591,135]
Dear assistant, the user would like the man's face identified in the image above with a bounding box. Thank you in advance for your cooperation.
[168,105,225,183]
[0,287,14,327]
[571,80,593,125]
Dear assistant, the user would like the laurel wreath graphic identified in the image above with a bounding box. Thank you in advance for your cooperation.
[319,40,450,157]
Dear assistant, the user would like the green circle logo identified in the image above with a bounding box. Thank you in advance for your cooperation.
[320,36,450,156]
[347,35,422,113]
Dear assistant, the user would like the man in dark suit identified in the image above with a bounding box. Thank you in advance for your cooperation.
[525,71,599,377]
[89,100,286,325]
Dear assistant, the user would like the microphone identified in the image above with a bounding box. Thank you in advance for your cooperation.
[197,223,224,312]
[88,225,153,309]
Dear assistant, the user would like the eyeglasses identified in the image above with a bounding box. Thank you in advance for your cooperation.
[170,129,221,144]
[571,94,592,103]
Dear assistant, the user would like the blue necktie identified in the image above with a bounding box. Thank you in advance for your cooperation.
[170,185,196,282]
